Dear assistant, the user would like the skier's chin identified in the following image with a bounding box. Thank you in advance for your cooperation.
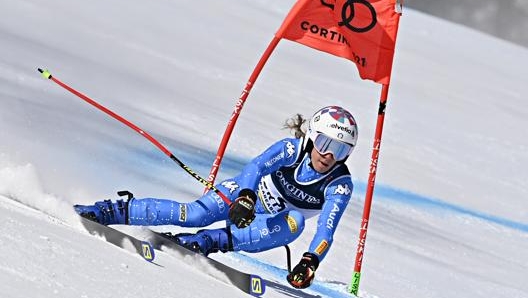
[313,160,331,173]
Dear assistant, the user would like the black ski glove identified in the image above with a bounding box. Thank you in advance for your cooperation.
[228,188,257,229]
[287,252,320,289]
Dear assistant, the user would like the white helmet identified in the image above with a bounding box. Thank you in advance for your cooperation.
[307,106,358,161]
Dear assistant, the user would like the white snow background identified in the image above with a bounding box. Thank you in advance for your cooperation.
[1,0,527,297]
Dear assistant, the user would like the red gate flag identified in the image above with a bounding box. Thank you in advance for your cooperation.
[276,0,402,84]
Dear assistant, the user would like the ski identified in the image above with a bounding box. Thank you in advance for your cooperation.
[145,230,266,297]
[78,217,265,296]
[78,216,156,262]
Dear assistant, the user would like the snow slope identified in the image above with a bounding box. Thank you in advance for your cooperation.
[1,0,527,297]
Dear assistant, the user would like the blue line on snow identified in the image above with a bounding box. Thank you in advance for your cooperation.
[353,181,528,233]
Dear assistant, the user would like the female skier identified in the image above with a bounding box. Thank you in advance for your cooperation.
[75,105,358,289]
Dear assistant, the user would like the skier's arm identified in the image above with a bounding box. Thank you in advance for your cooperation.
[287,177,352,288]
[307,177,353,262]
[235,138,303,189]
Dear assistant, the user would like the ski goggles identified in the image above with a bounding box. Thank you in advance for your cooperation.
[312,133,353,161]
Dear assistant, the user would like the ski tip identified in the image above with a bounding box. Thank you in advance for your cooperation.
[248,275,266,297]
[140,241,155,262]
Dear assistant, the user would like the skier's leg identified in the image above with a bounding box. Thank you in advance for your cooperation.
[74,174,256,226]
[172,210,304,256]
[230,210,305,252]
[128,190,230,226]
[74,188,233,226]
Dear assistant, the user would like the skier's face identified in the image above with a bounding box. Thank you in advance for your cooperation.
[310,147,337,173]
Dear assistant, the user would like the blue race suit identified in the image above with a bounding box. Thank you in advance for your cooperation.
[127,137,353,262]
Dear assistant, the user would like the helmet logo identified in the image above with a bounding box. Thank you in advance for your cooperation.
[329,122,354,136]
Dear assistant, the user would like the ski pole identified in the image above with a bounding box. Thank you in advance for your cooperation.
[284,245,292,273]
[37,68,232,205]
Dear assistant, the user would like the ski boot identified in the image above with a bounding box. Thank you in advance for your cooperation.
[74,199,128,225]
[171,228,233,256]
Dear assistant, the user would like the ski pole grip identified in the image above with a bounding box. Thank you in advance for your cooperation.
[37,68,52,79]
[117,190,134,200]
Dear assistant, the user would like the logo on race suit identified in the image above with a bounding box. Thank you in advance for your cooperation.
[257,176,286,214]
[264,141,295,168]
[275,171,320,204]
[326,203,340,229]
[315,239,329,255]
[258,180,287,215]
[264,152,284,168]
[211,192,226,213]
[221,181,239,194]
[334,184,351,195]
[179,204,187,222]
[259,225,281,238]
[285,214,298,233]
[320,0,377,33]
[286,141,296,158]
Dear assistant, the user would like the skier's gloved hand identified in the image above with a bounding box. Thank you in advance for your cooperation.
[287,252,319,289]
[228,188,257,229]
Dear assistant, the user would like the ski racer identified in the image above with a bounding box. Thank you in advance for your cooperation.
[75,105,358,289]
